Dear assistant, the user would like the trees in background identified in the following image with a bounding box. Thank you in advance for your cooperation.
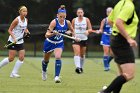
[0,0,139,25]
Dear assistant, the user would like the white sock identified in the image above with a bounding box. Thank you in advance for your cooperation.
[80,56,85,68]
[11,60,23,74]
[0,58,9,68]
[74,56,80,68]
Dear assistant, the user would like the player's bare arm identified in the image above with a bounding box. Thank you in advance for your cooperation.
[67,20,75,36]
[116,18,137,47]
[85,18,92,35]
[8,18,18,43]
[45,19,56,38]
[99,19,105,33]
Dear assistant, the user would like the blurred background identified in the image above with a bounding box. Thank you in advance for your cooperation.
[0,0,139,57]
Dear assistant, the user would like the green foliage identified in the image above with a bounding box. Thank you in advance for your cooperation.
[0,0,139,24]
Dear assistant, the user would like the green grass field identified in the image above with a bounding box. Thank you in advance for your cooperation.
[0,57,139,93]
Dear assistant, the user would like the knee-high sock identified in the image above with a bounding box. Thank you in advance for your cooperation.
[11,60,23,74]
[55,59,61,77]
[42,60,49,72]
[74,56,80,68]
[108,56,113,64]
[113,84,123,93]
[0,58,9,68]
[103,56,109,69]
[104,75,127,93]
[80,56,85,68]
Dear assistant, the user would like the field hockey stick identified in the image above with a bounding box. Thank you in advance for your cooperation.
[103,32,111,35]
[53,31,81,41]
[91,30,101,34]
[4,33,30,48]
[4,37,24,48]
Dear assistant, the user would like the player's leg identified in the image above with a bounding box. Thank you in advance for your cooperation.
[108,48,114,64]
[103,45,110,71]
[100,37,135,93]
[42,40,53,80]
[0,50,16,69]
[54,48,63,83]
[42,52,52,81]
[72,44,81,74]
[10,50,25,78]
[80,46,86,73]
[103,63,134,93]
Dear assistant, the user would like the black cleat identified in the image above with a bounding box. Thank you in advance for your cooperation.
[80,68,83,73]
[75,67,82,74]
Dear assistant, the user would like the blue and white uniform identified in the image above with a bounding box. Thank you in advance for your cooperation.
[100,18,112,46]
[43,18,68,53]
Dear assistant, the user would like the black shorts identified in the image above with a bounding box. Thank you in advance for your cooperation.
[72,40,88,47]
[110,34,135,65]
[7,41,24,51]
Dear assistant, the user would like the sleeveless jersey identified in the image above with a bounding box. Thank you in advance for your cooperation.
[74,17,87,40]
[48,18,68,41]
[103,17,112,35]
[8,16,27,44]
[100,17,112,46]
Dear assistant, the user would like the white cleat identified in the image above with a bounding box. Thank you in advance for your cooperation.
[42,71,47,81]
[10,73,20,78]
[54,76,61,83]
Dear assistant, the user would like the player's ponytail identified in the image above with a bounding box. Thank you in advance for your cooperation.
[57,5,66,13]
[60,5,65,10]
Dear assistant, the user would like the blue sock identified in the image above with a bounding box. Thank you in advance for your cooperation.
[42,60,49,72]
[103,56,109,69]
[55,59,62,77]
[108,56,113,64]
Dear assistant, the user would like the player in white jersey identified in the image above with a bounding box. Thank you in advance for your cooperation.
[72,8,92,74]
[0,6,30,78]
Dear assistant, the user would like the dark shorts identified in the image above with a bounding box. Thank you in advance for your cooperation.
[7,41,24,51]
[110,34,135,65]
[72,40,88,47]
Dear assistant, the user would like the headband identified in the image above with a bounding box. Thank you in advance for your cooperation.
[19,6,27,12]
[58,9,66,13]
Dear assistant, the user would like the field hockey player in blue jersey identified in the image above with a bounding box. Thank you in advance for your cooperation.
[41,5,79,83]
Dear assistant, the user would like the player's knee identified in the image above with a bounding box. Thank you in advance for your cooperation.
[55,54,61,59]
[104,51,109,56]
[55,55,61,59]
[55,56,61,60]
[19,56,24,61]
[8,57,14,62]
[123,72,135,81]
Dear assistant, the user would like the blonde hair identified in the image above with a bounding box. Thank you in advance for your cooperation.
[106,7,113,13]
[19,6,27,13]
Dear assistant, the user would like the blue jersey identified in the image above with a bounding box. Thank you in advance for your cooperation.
[100,18,112,46]
[103,18,112,35]
[49,18,68,41]
[43,18,68,53]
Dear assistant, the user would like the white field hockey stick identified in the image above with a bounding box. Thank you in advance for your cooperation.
[53,31,81,41]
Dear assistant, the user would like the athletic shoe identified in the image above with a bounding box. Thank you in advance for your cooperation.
[42,71,47,81]
[98,86,108,93]
[80,68,83,73]
[104,67,110,71]
[10,73,20,78]
[54,76,61,83]
[75,67,82,74]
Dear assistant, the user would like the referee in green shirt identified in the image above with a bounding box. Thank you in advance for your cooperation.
[98,0,139,93]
